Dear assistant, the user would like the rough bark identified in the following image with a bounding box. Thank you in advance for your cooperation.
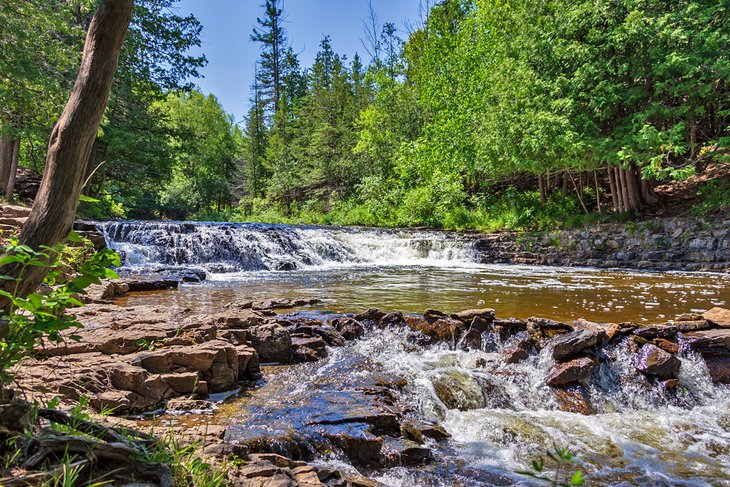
[0,0,133,300]
[5,137,20,200]
[618,166,632,212]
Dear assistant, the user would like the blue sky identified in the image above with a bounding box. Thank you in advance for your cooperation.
[176,0,424,121]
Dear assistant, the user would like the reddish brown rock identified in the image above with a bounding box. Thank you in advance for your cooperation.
[545,356,597,387]
[554,385,593,415]
[551,329,598,361]
[635,344,681,380]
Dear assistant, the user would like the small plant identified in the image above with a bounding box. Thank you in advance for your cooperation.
[137,338,165,351]
[517,444,586,486]
[0,234,120,383]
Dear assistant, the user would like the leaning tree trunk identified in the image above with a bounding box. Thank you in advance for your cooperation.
[0,0,133,300]
[0,134,12,195]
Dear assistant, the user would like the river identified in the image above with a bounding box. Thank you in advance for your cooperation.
[100,221,730,486]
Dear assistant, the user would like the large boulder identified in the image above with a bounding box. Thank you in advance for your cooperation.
[634,343,681,380]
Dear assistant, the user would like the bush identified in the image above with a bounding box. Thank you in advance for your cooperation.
[0,234,120,384]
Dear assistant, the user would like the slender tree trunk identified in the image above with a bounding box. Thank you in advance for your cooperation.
[568,171,589,214]
[5,137,20,201]
[0,0,132,301]
[625,166,642,211]
[0,134,12,195]
[607,165,619,212]
[561,170,569,198]
[619,166,632,212]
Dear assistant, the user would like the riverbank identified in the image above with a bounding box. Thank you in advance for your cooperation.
[5,280,730,484]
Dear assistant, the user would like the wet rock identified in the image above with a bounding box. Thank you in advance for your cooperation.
[685,329,730,384]
[332,317,365,340]
[355,308,384,324]
[431,370,486,411]
[653,338,680,354]
[417,422,451,440]
[379,311,404,327]
[545,356,597,387]
[381,437,433,467]
[635,344,681,380]
[528,317,572,348]
[502,337,533,364]
[451,308,495,323]
[553,385,593,415]
[469,315,492,333]
[704,307,730,328]
[248,324,293,363]
[291,337,327,363]
[348,476,384,487]
[572,318,621,342]
[324,423,383,466]
[459,327,482,350]
[124,279,179,292]
[399,421,424,443]
[424,309,448,321]
[551,329,598,361]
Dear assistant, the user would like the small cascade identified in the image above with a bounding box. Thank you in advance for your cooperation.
[98,221,478,274]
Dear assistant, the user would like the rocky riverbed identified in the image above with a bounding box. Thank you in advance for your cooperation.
[12,280,730,485]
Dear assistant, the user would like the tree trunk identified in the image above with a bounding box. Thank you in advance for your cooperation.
[618,166,632,212]
[625,166,642,211]
[640,176,658,207]
[5,137,20,201]
[538,173,546,206]
[607,165,619,212]
[594,170,602,214]
[561,170,569,198]
[0,0,132,301]
[0,134,12,195]
[689,107,697,159]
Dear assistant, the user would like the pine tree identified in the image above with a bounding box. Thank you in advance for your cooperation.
[250,0,288,121]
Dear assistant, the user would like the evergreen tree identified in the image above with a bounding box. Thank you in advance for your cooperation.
[251,0,288,121]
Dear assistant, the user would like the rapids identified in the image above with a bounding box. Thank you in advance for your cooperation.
[100,221,730,485]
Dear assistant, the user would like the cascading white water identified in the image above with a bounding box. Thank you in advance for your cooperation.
[346,327,730,486]
[99,221,478,274]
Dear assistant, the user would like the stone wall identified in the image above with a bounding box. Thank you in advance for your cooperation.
[474,217,729,272]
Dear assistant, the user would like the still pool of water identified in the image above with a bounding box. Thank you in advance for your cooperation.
[119,263,730,323]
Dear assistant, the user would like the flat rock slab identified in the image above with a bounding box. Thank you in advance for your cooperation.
[704,307,730,328]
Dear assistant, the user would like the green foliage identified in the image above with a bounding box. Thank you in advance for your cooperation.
[693,179,730,215]
[517,444,586,486]
[0,235,120,382]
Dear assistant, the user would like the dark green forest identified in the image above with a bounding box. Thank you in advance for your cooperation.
[1,0,728,230]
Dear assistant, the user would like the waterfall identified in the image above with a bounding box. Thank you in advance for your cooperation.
[98,221,478,274]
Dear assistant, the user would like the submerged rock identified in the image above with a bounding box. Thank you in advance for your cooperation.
[431,370,486,411]
[553,385,593,415]
[634,343,681,380]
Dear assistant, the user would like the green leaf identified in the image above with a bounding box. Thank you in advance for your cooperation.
[570,471,586,486]
[78,194,100,203]
[67,231,83,243]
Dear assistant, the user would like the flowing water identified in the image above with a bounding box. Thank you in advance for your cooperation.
[101,221,730,485]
